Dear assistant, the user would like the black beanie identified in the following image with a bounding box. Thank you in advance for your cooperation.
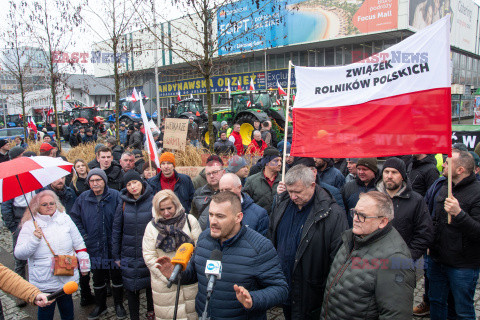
[382,157,407,181]
[123,170,143,186]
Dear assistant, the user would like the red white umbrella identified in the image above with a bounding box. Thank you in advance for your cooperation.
[0,156,73,202]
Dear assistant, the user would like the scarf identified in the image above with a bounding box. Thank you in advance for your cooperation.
[152,209,193,252]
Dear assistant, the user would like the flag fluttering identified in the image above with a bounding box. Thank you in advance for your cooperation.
[291,16,452,158]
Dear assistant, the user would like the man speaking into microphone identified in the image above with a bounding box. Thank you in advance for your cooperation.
[157,191,288,319]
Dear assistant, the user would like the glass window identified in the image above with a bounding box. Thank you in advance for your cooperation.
[363,43,373,58]
[276,54,285,69]
[254,56,263,71]
[268,55,275,69]
[299,52,307,66]
[325,48,334,66]
[460,54,466,69]
[352,44,363,62]
[373,41,382,54]
[308,50,316,67]
[343,45,352,65]
[317,48,325,66]
[335,46,343,65]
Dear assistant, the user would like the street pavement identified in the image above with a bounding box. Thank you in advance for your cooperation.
[0,225,479,319]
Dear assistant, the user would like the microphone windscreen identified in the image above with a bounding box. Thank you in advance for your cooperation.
[171,243,195,270]
[63,281,79,294]
[210,249,222,261]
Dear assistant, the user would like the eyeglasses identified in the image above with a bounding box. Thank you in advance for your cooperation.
[40,202,56,207]
[89,178,104,184]
[350,209,384,223]
[206,169,223,177]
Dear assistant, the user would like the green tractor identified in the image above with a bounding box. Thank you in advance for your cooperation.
[203,90,287,147]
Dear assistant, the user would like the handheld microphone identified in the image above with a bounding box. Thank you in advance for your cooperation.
[47,281,78,301]
[167,243,195,288]
[205,249,223,295]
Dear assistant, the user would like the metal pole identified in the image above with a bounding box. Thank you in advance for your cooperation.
[281,61,293,182]
[152,0,162,125]
[264,49,268,90]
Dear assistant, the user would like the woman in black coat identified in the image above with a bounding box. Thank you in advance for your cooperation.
[112,170,155,320]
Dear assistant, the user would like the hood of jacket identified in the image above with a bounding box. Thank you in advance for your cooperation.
[412,154,437,169]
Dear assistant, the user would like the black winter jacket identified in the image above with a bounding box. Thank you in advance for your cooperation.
[321,224,415,320]
[44,185,77,215]
[112,145,124,162]
[430,173,480,268]
[342,176,377,227]
[112,183,153,291]
[408,154,440,196]
[191,184,217,220]
[269,186,348,319]
[376,181,433,260]
[103,163,124,191]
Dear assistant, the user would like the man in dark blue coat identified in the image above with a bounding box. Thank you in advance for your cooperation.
[148,152,195,212]
[43,176,77,214]
[70,168,126,319]
[157,191,288,320]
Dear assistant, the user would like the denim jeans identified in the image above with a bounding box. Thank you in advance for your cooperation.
[428,259,479,320]
[38,294,74,320]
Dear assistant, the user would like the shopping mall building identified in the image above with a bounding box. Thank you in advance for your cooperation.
[94,0,480,119]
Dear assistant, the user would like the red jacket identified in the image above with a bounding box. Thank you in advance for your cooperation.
[246,139,267,156]
[230,131,244,155]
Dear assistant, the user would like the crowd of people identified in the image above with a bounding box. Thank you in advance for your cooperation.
[0,119,479,320]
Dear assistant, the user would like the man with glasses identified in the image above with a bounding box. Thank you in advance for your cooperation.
[191,155,225,219]
[148,151,195,213]
[244,147,282,214]
[376,157,433,261]
[70,168,126,319]
[269,164,347,320]
[321,191,415,320]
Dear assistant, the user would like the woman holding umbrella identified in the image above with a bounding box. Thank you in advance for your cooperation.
[112,170,155,320]
[14,190,90,320]
[142,189,201,320]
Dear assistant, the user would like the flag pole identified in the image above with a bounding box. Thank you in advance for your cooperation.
[447,157,452,224]
[281,61,293,182]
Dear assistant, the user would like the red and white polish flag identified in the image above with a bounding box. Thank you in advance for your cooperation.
[177,91,182,102]
[291,16,452,158]
[249,78,255,91]
[277,80,287,96]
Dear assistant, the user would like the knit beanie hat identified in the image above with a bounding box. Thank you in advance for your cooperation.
[123,169,143,186]
[294,157,316,168]
[159,152,176,167]
[87,168,108,185]
[226,156,247,173]
[382,157,407,181]
[470,151,480,167]
[9,146,25,160]
[356,158,378,174]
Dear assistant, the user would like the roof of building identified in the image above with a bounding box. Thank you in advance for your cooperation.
[65,74,114,96]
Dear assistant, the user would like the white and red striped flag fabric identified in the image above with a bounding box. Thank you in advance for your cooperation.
[291,16,451,158]
[28,117,37,134]
[249,78,255,91]
[277,80,287,96]
[177,91,181,102]
[132,88,160,170]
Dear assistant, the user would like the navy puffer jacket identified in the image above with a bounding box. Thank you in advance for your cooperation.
[70,187,121,266]
[181,227,288,319]
[112,183,154,291]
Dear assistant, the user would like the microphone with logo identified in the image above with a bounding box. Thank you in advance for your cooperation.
[47,281,78,301]
[201,249,223,320]
[167,242,194,288]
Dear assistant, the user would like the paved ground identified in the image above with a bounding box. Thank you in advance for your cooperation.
[0,223,478,319]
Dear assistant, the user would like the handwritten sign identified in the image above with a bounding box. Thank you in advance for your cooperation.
[175,166,204,179]
[163,118,189,151]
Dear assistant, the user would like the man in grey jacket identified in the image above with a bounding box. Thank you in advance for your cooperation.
[321,191,415,320]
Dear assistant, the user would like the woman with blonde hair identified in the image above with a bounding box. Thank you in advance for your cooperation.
[143,189,201,320]
[70,159,90,196]
[14,190,90,320]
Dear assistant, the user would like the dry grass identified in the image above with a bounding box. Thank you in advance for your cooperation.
[23,142,258,168]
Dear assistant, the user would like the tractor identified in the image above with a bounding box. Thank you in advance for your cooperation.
[167,98,208,128]
[202,90,287,147]
[106,96,152,124]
